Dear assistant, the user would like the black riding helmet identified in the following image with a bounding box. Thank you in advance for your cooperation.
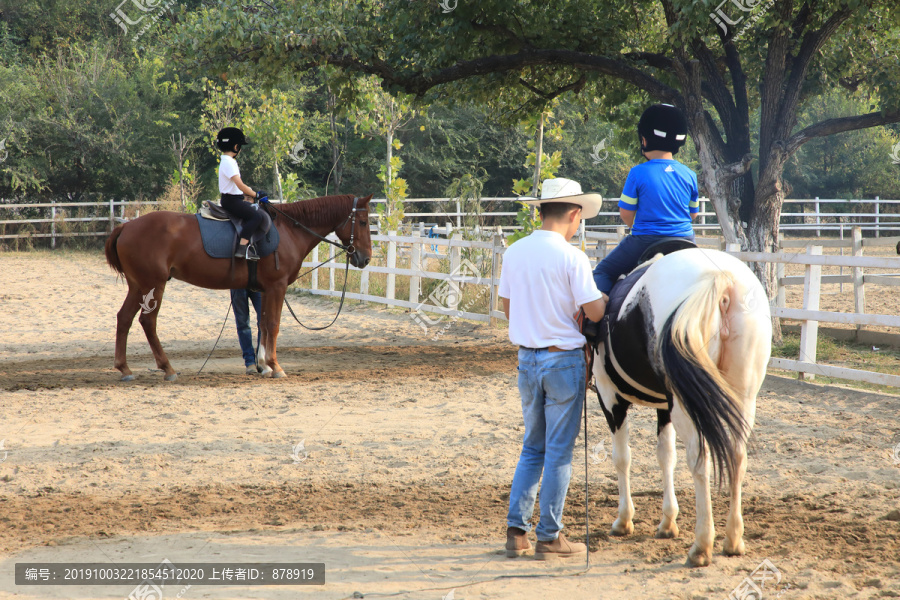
[216,127,250,153]
[638,104,688,155]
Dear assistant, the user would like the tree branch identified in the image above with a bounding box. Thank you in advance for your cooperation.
[785,110,900,155]
[325,48,680,102]
[518,74,587,101]
[774,5,855,142]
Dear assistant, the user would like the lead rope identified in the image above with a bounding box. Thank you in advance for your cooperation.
[283,254,352,331]
[583,345,592,570]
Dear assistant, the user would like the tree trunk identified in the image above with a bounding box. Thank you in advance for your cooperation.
[531,112,544,221]
[385,127,393,217]
[273,157,283,202]
[749,148,788,343]
[327,92,344,195]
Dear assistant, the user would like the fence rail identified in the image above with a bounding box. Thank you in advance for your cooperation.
[2,197,900,245]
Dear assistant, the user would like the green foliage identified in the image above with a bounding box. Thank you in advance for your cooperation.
[376,154,407,232]
[784,92,900,199]
[0,44,191,197]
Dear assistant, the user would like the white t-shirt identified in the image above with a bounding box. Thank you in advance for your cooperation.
[218,155,242,195]
[499,230,603,350]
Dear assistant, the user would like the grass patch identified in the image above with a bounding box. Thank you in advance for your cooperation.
[772,332,900,394]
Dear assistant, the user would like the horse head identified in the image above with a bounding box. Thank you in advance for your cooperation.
[336,194,373,269]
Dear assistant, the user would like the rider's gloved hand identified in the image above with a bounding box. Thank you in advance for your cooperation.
[255,190,270,203]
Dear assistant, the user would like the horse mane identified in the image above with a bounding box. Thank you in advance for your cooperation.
[271,194,355,226]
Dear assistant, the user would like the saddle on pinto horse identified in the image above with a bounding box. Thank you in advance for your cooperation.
[582,237,697,402]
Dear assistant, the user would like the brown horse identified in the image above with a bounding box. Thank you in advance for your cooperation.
[104,194,373,381]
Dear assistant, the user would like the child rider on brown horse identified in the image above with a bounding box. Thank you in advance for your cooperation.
[216,127,268,261]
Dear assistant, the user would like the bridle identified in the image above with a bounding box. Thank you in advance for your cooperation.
[266,196,366,331]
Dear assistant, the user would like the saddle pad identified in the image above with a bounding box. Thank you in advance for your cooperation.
[603,264,668,399]
[195,214,280,259]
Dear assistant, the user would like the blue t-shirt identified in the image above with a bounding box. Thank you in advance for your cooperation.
[617,159,699,236]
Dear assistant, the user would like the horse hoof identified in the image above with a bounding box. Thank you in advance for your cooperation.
[164,373,177,382]
[610,519,634,537]
[723,538,745,556]
[272,370,287,379]
[656,524,679,539]
[260,367,273,377]
[686,545,712,568]
[121,374,135,382]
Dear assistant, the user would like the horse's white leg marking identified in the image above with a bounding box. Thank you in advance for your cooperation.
[610,416,635,536]
[656,421,680,539]
[257,343,271,375]
[672,401,714,567]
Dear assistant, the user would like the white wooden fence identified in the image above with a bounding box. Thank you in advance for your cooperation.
[366,196,900,236]
[299,227,900,387]
[2,196,899,245]
[0,200,159,247]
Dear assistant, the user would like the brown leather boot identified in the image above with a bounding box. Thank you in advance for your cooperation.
[534,532,587,560]
[505,526,532,558]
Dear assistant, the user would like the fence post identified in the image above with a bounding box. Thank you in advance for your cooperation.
[449,232,461,311]
[50,200,56,249]
[852,226,866,333]
[489,233,504,326]
[386,231,397,301]
[329,243,335,292]
[775,262,785,309]
[798,245,823,381]
[875,196,880,238]
[455,199,462,228]
[814,196,820,237]
[109,197,115,232]
[311,244,319,291]
[410,232,421,307]
[360,260,369,304]
[700,198,706,226]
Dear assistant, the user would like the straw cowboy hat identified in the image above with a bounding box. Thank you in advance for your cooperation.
[520,178,603,219]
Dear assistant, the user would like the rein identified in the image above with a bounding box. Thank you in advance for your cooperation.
[267,196,362,331]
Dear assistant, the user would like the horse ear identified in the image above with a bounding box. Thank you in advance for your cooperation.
[360,194,373,206]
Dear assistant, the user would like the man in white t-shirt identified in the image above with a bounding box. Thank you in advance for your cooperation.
[499,178,607,561]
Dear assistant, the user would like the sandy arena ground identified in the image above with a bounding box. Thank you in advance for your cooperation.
[0,251,898,600]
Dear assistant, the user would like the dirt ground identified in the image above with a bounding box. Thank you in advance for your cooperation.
[0,251,898,600]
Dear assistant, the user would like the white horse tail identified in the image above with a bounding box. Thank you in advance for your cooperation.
[657,269,748,487]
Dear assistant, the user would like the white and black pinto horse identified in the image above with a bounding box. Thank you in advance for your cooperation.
[591,247,771,567]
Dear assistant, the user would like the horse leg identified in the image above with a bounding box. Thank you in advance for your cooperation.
[598,391,634,536]
[719,286,767,557]
[723,440,748,556]
[137,282,177,381]
[610,413,635,536]
[671,401,714,567]
[261,285,287,378]
[115,284,143,381]
[656,408,680,539]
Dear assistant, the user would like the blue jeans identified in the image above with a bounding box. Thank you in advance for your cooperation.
[592,233,696,294]
[231,289,262,366]
[507,347,585,541]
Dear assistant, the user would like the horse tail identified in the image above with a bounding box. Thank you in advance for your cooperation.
[105,223,126,276]
[657,269,747,487]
